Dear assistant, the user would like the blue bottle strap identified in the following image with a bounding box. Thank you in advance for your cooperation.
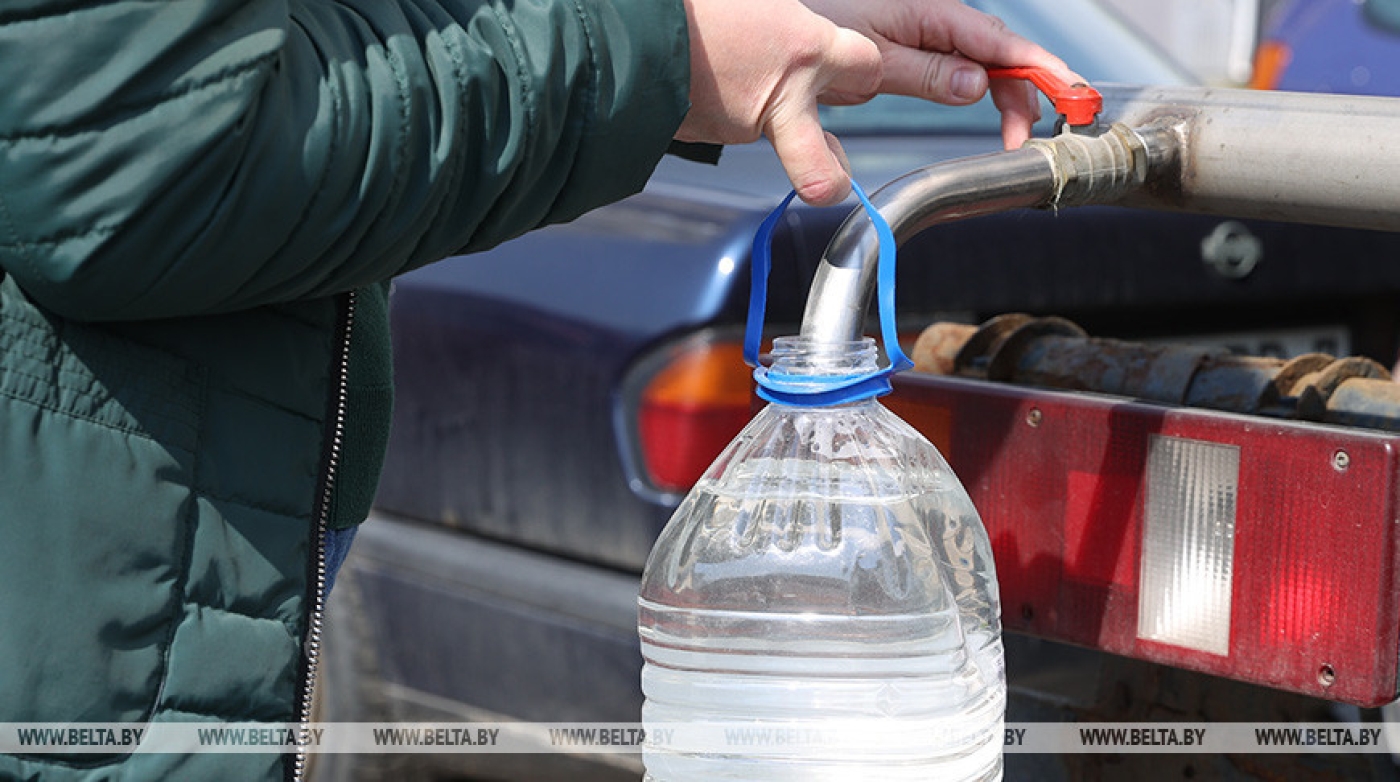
[743,189,795,369]
[744,181,912,406]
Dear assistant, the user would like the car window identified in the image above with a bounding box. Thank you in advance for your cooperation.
[820,0,1194,135]
[1368,0,1400,33]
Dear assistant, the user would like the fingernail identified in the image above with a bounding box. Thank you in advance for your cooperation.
[952,68,982,101]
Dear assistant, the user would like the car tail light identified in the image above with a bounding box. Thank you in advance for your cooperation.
[627,332,924,496]
[634,339,757,493]
[886,373,1400,706]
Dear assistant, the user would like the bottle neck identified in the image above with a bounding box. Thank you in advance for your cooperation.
[768,336,880,375]
[764,336,883,407]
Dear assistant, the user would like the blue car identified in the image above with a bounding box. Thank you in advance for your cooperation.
[313,2,1400,780]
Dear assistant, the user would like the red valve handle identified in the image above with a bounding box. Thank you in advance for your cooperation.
[987,66,1102,127]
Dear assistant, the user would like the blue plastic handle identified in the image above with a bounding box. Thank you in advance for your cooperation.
[744,181,912,406]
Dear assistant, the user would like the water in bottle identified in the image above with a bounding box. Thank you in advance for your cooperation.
[638,336,1005,781]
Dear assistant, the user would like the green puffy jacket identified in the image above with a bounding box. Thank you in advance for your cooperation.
[0,0,689,778]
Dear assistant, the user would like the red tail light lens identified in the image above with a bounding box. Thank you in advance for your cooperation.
[637,341,757,493]
[887,373,1400,706]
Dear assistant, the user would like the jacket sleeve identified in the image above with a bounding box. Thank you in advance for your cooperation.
[0,0,691,320]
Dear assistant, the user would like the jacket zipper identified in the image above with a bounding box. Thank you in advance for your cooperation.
[291,289,356,781]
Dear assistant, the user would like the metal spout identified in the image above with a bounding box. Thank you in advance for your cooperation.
[800,85,1400,344]
[798,147,1063,345]
[801,122,1166,343]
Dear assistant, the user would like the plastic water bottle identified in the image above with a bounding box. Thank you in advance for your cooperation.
[639,184,1004,780]
[638,335,1005,781]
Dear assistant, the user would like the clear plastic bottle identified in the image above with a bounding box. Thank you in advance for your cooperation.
[638,336,1005,781]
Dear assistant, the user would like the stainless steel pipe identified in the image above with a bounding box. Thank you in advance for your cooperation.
[800,85,1400,344]
[799,148,1062,344]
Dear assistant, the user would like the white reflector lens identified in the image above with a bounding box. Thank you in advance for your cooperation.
[1138,435,1239,655]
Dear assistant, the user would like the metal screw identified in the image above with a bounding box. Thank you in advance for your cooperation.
[1318,664,1336,687]
[1026,408,1043,428]
[1333,450,1351,472]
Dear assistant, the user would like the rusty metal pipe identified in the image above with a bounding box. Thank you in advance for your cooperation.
[912,314,1400,429]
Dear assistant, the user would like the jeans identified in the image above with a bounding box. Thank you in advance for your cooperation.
[322,525,359,598]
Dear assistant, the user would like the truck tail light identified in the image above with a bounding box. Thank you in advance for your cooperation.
[630,338,757,494]
[886,373,1400,706]
[1137,435,1239,657]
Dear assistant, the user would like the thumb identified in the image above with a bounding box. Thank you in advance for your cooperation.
[765,25,876,206]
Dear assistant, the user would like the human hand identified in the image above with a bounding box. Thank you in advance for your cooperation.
[676,0,1079,206]
[675,0,882,207]
[803,0,1077,150]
